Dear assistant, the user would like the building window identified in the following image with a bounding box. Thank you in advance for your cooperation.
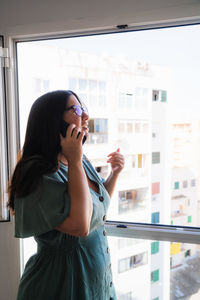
[88,119,108,143]
[118,252,148,273]
[120,291,135,300]
[152,90,167,102]
[138,154,143,168]
[119,93,133,109]
[191,179,196,187]
[183,180,188,188]
[119,188,147,214]
[152,152,160,164]
[185,249,191,257]
[132,155,136,168]
[33,78,50,93]
[151,241,159,255]
[174,182,179,189]
[68,77,107,107]
[118,238,142,250]
[161,90,167,102]
[89,79,97,91]
[152,90,159,101]
[152,212,160,224]
[151,269,159,283]
[68,78,77,90]
[79,78,87,90]
[170,243,181,255]
[152,182,160,195]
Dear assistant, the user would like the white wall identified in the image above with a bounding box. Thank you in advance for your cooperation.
[0,1,200,299]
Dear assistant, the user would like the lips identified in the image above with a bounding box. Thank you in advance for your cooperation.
[82,124,89,132]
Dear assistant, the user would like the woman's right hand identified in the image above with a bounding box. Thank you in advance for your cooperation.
[60,124,85,164]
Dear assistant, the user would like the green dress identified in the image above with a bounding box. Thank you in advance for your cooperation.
[14,155,117,300]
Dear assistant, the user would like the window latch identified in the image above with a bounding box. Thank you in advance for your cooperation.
[0,47,10,68]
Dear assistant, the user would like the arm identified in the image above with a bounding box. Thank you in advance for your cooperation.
[103,171,119,198]
[103,148,125,198]
[56,125,92,237]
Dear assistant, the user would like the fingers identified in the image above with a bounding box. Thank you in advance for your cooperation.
[107,157,124,164]
[107,148,120,157]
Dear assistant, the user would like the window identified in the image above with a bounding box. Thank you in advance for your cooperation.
[152,90,167,102]
[174,182,179,190]
[117,238,142,250]
[119,188,147,214]
[191,179,196,187]
[16,24,200,299]
[68,78,77,90]
[119,291,135,300]
[88,119,108,143]
[89,79,97,91]
[183,180,188,188]
[152,212,160,224]
[79,78,87,90]
[0,36,9,221]
[161,90,167,102]
[119,93,133,109]
[151,241,159,255]
[152,182,160,195]
[118,252,148,273]
[33,78,50,93]
[152,152,160,164]
[152,90,159,101]
[151,269,159,283]
[69,78,107,107]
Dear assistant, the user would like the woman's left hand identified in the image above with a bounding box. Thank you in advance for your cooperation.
[107,148,125,175]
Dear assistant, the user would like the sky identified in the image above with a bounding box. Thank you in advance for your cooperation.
[31,24,200,119]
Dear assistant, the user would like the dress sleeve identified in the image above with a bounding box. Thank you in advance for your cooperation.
[14,173,70,238]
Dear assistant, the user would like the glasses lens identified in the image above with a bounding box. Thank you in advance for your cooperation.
[82,106,88,113]
[74,106,82,116]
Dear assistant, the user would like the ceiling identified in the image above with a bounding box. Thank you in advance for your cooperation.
[0,0,200,37]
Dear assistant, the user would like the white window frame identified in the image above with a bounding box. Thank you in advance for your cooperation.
[7,20,200,251]
[0,36,9,222]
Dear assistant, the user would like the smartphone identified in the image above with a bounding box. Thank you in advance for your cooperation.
[60,120,87,144]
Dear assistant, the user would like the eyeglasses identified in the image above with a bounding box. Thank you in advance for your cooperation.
[65,105,88,117]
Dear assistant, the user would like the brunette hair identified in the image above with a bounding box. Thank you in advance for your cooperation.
[7,90,81,211]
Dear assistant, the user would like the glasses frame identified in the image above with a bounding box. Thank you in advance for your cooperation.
[65,104,88,117]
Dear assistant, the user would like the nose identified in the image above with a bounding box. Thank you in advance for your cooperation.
[82,110,89,120]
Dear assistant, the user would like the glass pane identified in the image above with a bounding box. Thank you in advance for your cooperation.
[108,236,200,300]
[16,25,200,272]
[18,25,200,226]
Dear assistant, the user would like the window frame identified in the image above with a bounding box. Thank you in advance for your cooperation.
[9,20,200,251]
[0,35,10,222]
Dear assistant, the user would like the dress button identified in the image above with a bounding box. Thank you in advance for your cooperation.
[103,230,106,236]
[110,281,113,287]
[103,215,107,221]
[107,247,110,253]
[99,196,104,202]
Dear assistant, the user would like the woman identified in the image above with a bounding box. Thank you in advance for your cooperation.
[8,90,124,300]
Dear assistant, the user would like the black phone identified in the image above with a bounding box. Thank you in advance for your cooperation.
[60,120,87,144]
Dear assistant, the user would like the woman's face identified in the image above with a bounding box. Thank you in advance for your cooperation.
[63,94,89,134]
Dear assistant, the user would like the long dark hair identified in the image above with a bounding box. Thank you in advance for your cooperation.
[7,90,81,212]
